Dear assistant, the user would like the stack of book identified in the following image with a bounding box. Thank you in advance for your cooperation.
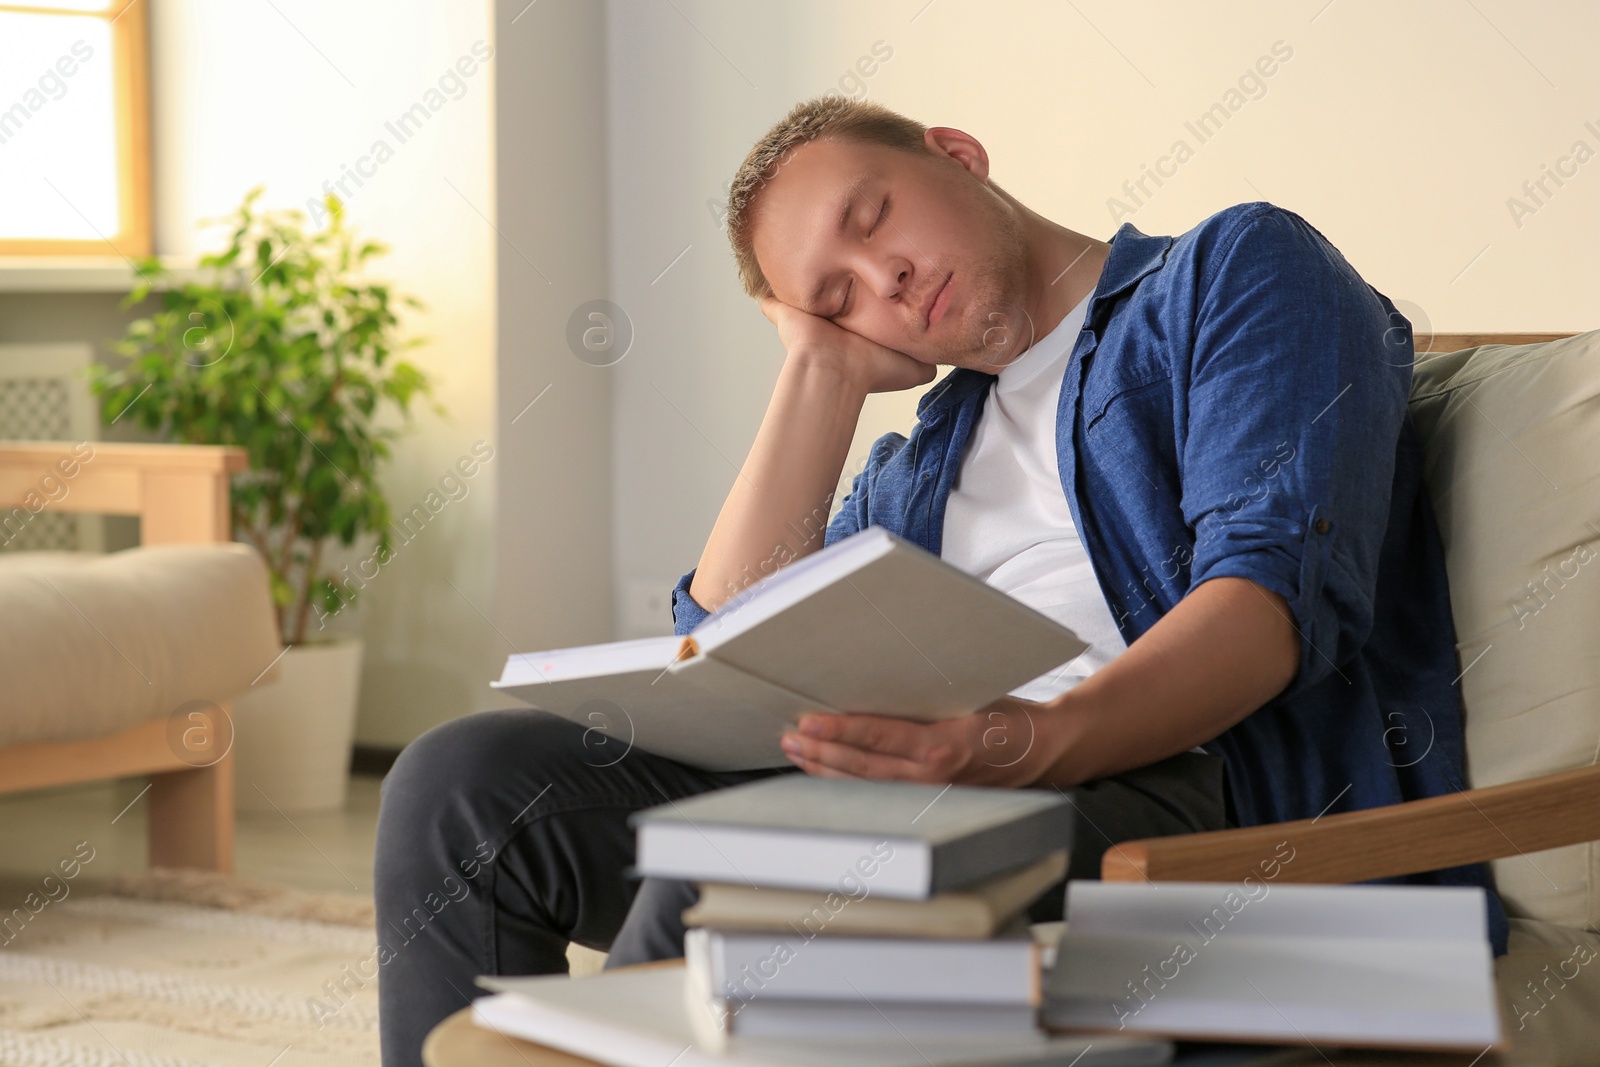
[468,773,1503,1065]
[630,774,1076,1042]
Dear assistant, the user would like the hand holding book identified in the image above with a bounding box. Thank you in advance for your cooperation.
[491,528,1087,772]
[491,524,1301,787]
[779,696,1049,787]
[780,564,1301,789]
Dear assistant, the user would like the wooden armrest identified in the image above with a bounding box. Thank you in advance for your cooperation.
[0,441,246,474]
[0,440,246,545]
[1102,763,1600,884]
[1415,332,1573,351]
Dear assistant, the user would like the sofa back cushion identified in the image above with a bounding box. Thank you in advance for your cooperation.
[1408,330,1600,933]
[0,543,281,744]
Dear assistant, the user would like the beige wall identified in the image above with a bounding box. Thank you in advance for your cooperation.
[150,0,500,746]
[491,0,617,666]
[606,0,1599,637]
[146,0,618,749]
[90,1,1596,745]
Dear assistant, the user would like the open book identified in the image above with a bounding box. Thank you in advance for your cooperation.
[492,527,1087,770]
[474,965,1173,1067]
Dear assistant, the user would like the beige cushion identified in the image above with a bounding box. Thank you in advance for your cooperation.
[1497,917,1600,1065]
[0,543,281,746]
[1409,330,1600,933]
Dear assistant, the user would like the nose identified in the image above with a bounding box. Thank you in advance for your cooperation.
[859,255,912,307]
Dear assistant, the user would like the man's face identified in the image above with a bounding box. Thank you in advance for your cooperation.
[749,132,1030,370]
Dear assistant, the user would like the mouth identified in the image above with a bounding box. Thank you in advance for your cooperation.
[923,272,953,331]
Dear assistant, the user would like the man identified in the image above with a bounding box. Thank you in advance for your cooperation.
[375,96,1506,1065]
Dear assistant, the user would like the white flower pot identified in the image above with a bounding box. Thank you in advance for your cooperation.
[231,638,364,813]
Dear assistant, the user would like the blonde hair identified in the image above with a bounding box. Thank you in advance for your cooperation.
[726,95,928,299]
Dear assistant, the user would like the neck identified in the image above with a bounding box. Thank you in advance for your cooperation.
[1014,197,1110,343]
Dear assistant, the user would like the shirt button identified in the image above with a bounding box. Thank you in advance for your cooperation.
[1314,518,1332,534]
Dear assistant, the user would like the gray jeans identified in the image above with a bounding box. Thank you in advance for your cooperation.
[373,708,1230,1067]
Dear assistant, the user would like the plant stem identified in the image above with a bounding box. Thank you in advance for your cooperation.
[234,513,284,639]
[292,537,324,646]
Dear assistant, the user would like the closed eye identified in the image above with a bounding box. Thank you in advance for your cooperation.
[831,197,890,320]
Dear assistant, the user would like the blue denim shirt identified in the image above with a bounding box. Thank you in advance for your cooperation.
[672,202,1507,955]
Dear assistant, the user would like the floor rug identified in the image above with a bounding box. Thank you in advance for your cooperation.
[0,869,383,1067]
[0,868,609,1066]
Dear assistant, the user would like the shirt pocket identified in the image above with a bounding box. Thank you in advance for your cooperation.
[1080,376,1184,518]
[1082,371,1174,436]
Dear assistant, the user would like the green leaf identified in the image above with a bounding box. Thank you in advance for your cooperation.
[98,185,440,636]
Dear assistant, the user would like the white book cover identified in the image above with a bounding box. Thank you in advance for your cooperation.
[702,998,1043,1040]
[689,927,1041,1006]
[1044,882,1501,1052]
[474,965,1174,1067]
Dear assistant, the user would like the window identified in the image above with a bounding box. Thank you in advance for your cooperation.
[0,0,150,256]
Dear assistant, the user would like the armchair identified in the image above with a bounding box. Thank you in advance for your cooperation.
[0,441,281,871]
[1107,331,1600,1063]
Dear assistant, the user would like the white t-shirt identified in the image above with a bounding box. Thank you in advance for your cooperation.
[940,291,1127,702]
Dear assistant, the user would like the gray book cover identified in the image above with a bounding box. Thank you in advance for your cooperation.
[632,776,1075,896]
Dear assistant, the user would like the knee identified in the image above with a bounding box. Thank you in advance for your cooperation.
[383,709,575,808]
[375,710,579,879]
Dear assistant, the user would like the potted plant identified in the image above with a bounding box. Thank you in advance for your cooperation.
[90,186,436,812]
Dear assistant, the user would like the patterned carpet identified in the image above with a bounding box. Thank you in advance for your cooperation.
[0,869,382,1066]
[0,867,609,1066]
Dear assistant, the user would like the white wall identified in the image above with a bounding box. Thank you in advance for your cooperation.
[490,0,616,660]
[149,0,500,745]
[605,0,1600,637]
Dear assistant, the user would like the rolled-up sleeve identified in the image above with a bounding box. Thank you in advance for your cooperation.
[822,432,903,544]
[1180,206,1411,700]
[669,570,711,636]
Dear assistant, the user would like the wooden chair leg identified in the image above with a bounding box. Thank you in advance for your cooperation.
[148,743,235,873]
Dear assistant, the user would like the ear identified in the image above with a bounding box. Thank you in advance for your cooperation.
[923,127,990,181]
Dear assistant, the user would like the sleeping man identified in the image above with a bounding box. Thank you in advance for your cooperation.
[374,95,1506,1066]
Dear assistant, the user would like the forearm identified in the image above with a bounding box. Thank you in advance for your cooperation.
[780,578,1301,787]
[1023,576,1300,787]
[688,353,867,613]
